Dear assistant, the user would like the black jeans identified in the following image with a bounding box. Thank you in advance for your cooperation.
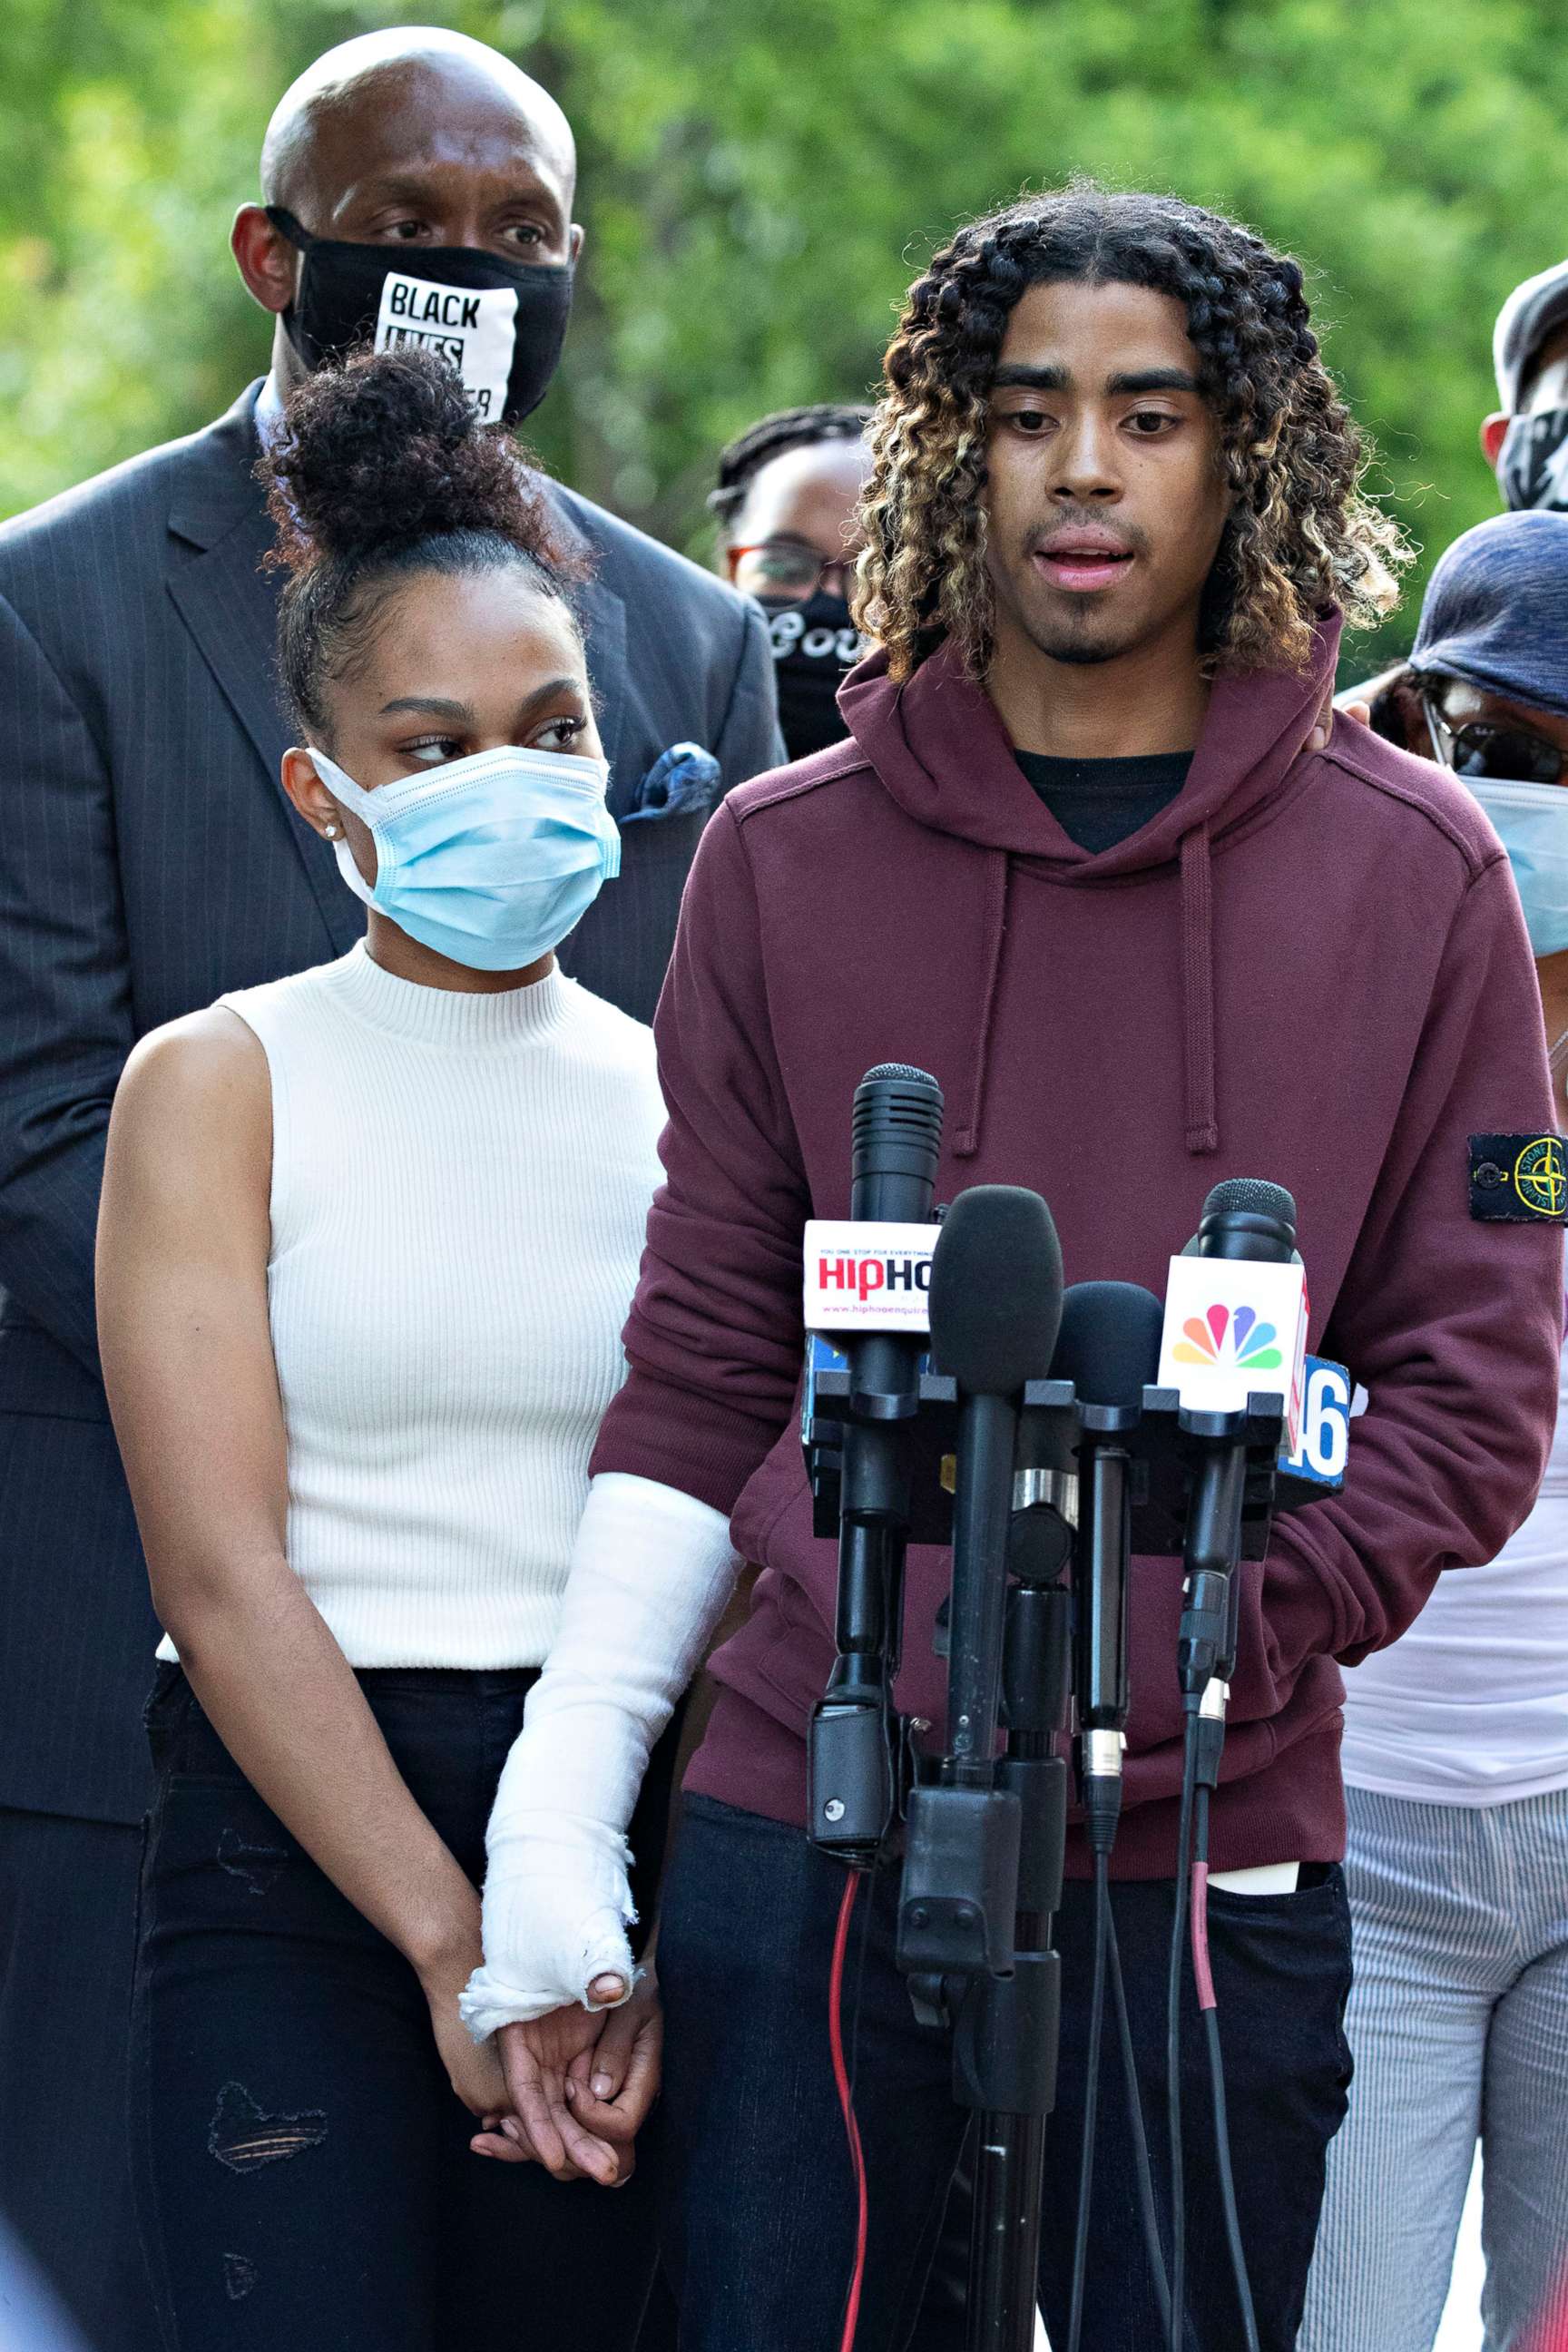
[658,1794,1353,2352]
[131,1665,661,2352]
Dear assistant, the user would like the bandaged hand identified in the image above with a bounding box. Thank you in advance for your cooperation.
[459,1816,636,2037]
[460,1473,740,2033]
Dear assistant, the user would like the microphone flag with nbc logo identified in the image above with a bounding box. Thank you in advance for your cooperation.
[1157,1252,1310,1454]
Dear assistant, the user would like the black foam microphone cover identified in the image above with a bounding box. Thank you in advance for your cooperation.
[927,1185,1063,1396]
[1049,1280,1165,1408]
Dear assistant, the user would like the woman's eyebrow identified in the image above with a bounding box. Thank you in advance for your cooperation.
[378,695,475,720]
[516,675,584,720]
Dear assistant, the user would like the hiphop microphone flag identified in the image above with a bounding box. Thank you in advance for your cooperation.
[803,1220,937,1330]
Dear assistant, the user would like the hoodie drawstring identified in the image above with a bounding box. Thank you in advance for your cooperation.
[954,851,1009,1158]
[1180,823,1220,1157]
[955,836,1216,1161]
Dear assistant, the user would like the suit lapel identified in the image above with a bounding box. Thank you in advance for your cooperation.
[545,487,637,813]
[165,385,360,956]
[578,573,634,808]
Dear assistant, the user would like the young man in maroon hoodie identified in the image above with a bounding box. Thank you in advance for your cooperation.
[472,191,1563,2349]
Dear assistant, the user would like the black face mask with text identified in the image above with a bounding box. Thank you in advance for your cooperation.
[758,592,868,760]
[1499,407,1568,513]
[264,207,573,426]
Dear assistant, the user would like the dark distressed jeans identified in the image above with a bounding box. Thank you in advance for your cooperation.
[658,1793,1354,2352]
[131,1664,662,2352]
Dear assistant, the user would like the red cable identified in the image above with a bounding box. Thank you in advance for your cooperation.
[829,1869,869,2352]
[1190,1857,1217,2013]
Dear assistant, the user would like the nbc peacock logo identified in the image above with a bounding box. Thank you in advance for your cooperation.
[1171,1303,1283,1372]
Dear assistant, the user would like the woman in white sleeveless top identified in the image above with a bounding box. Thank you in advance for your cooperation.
[96,350,666,2349]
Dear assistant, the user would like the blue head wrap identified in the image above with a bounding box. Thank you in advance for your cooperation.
[1408,509,1568,718]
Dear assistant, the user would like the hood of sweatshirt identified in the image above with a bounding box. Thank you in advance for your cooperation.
[836,618,1342,1156]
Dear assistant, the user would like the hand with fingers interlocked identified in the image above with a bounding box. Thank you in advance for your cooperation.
[468,1965,664,2186]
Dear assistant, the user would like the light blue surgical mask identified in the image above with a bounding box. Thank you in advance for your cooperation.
[1462,775,1568,960]
[311,742,620,972]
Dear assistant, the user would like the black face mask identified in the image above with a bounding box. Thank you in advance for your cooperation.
[1499,407,1568,513]
[264,206,573,426]
[759,592,867,760]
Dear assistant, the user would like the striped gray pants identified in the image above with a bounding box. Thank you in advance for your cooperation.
[1299,1783,1568,2351]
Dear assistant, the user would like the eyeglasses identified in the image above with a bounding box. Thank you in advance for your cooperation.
[1423,693,1568,787]
[729,538,861,603]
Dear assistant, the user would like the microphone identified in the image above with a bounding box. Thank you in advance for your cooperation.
[849,1062,944,1226]
[1180,1176,1302,1264]
[1051,1282,1165,1855]
[900,1183,1063,1977]
[1161,1177,1308,1443]
[808,1064,944,1862]
[1165,1184,1304,2352]
[930,1186,1065,1788]
[1169,1179,1302,1705]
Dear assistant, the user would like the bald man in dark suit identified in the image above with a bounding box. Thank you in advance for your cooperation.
[0,32,779,2347]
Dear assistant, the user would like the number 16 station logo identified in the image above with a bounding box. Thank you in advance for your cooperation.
[1172,1304,1282,1371]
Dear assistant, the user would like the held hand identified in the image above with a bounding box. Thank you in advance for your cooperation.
[562,1971,663,2151]
[423,1968,515,2128]
[490,1975,632,2185]
[468,1984,655,2177]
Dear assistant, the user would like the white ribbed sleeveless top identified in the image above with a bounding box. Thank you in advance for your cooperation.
[157,944,663,1670]
[1341,1330,1568,1805]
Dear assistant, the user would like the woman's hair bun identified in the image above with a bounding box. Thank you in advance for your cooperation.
[261,346,561,574]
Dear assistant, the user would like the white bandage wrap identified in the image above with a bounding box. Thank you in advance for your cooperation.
[460,1472,742,2037]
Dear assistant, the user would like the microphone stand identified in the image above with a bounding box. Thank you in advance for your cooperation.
[804,1171,1337,2351]
[809,1064,944,1864]
[809,1329,922,1863]
[964,1490,1074,2350]
[899,1481,1074,2352]
[897,1187,1066,2352]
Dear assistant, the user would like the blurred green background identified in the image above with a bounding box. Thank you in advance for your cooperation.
[5,0,1568,668]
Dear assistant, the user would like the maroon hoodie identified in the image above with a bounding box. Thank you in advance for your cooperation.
[593,619,1563,1877]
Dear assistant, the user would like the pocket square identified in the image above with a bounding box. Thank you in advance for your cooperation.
[622,741,722,825]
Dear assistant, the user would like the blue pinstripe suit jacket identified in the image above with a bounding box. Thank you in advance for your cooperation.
[0,382,782,1826]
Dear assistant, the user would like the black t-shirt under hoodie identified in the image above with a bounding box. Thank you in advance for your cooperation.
[1015,749,1193,854]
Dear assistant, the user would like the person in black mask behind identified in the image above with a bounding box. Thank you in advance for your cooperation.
[711,405,873,757]
[1337,256,1568,715]
[1485,257,1568,514]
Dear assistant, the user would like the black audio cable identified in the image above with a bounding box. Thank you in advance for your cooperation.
[1066,1851,1110,2352]
[1055,1279,1171,2350]
[1106,1897,1172,2336]
[1166,1714,1201,2352]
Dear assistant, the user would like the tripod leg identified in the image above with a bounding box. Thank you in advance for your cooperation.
[954,1949,1061,2352]
[968,2112,1047,2352]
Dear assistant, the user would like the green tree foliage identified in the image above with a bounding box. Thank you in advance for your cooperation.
[5,0,1568,667]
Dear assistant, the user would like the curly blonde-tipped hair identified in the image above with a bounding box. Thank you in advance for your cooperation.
[855,188,1411,681]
